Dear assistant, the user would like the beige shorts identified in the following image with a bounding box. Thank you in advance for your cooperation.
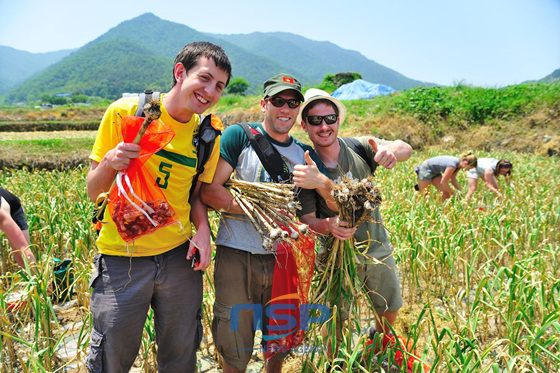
[338,253,403,320]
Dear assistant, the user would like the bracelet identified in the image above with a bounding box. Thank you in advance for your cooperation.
[220,197,234,213]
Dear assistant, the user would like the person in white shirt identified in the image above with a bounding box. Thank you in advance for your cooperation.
[465,158,512,203]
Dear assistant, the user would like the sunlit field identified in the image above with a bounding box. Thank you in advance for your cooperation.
[0,149,558,372]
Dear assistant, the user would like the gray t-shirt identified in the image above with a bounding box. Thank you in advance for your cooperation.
[216,123,318,255]
[425,156,460,174]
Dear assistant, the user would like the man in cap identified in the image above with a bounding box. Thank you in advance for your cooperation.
[293,88,413,368]
[201,75,344,373]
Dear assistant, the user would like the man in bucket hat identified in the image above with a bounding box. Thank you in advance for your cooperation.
[201,75,341,373]
[294,88,416,370]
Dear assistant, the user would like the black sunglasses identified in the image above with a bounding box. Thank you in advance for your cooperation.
[266,97,301,109]
[306,114,338,126]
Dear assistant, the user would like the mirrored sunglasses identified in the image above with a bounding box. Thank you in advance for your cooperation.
[266,97,301,109]
[306,114,338,126]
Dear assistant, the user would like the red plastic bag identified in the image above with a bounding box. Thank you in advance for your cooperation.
[265,225,315,358]
[107,115,177,243]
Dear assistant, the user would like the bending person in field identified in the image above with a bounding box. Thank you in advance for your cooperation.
[465,158,513,204]
[415,153,477,202]
[0,188,37,271]
[292,89,414,370]
[85,42,231,372]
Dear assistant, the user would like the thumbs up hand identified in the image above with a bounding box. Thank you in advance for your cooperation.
[304,150,315,167]
[369,138,397,169]
[293,150,324,189]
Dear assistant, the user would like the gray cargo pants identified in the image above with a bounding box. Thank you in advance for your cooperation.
[86,243,203,372]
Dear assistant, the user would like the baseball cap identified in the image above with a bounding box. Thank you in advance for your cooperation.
[263,74,304,101]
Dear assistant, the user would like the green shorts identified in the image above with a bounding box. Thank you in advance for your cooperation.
[212,246,286,370]
[360,253,403,313]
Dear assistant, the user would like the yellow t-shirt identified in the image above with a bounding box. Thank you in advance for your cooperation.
[89,94,220,256]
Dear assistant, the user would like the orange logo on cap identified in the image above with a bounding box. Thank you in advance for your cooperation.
[283,77,294,84]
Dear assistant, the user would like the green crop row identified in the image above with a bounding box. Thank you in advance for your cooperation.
[379,82,560,127]
[0,150,558,371]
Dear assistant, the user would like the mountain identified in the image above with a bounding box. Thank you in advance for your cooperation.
[2,13,431,103]
[6,38,171,102]
[4,13,299,102]
[207,31,428,91]
[89,12,294,89]
[0,46,75,95]
[539,68,560,84]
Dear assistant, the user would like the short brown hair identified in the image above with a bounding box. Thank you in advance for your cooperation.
[171,41,232,88]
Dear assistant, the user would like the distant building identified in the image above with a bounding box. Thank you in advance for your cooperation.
[122,93,140,98]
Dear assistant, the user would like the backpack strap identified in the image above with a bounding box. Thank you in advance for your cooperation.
[341,137,378,176]
[237,122,291,183]
[190,114,222,196]
[135,89,161,117]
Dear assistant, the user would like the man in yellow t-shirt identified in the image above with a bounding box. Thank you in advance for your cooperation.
[85,41,231,372]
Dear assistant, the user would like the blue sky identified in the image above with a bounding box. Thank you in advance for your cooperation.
[1,0,559,87]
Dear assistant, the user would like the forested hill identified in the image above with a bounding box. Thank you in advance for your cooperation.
[0,46,75,95]
[208,31,428,92]
[2,13,431,103]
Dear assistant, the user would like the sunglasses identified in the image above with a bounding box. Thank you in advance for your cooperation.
[306,114,338,126]
[266,97,301,109]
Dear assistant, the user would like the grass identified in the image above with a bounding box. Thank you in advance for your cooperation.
[0,150,558,372]
[0,83,558,371]
[0,138,94,156]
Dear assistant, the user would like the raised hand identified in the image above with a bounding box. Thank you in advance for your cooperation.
[369,138,397,169]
